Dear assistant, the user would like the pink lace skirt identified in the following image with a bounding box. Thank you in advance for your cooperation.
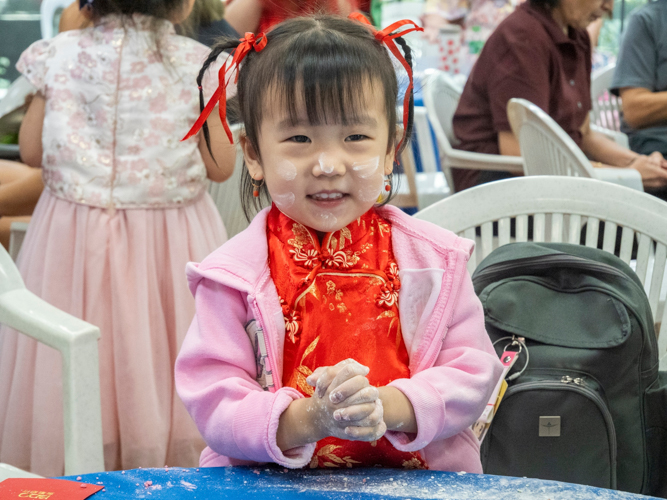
[0,189,227,476]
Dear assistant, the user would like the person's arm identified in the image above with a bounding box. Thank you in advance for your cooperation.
[18,93,45,169]
[580,116,667,189]
[579,115,638,167]
[382,271,504,452]
[175,278,316,467]
[498,131,521,156]
[58,1,92,32]
[611,9,661,129]
[618,87,667,130]
[198,113,236,183]
[224,0,263,35]
[0,161,43,216]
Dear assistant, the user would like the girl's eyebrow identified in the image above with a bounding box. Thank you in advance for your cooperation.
[277,116,378,128]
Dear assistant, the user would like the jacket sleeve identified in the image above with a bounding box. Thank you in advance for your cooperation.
[385,270,503,452]
[175,277,316,467]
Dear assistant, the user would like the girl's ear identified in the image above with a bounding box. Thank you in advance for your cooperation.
[383,150,395,176]
[240,134,264,180]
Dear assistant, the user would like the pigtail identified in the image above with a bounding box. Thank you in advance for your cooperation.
[393,36,414,157]
[197,38,241,160]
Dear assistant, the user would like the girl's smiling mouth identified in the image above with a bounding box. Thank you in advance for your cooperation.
[309,191,348,204]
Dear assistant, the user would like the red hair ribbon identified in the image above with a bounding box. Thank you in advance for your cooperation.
[182,32,267,144]
[349,12,423,156]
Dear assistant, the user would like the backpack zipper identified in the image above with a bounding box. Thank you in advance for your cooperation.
[503,377,618,489]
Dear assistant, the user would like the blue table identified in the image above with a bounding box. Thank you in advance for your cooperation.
[66,466,659,499]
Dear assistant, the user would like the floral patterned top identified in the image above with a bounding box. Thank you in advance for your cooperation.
[267,205,427,470]
[17,14,221,210]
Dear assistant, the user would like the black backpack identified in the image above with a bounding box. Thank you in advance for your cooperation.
[472,242,667,497]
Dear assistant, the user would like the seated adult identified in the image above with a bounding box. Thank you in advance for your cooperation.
[611,1,667,174]
[451,0,667,196]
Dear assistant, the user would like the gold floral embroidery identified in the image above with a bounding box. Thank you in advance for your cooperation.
[288,222,311,250]
[310,444,362,469]
[377,220,391,238]
[294,337,319,396]
[285,310,300,343]
[402,457,424,469]
[337,303,348,313]
[377,310,397,320]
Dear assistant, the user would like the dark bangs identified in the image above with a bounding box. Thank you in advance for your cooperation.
[238,16,399,158]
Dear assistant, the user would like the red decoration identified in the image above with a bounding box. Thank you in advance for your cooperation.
[0,478,103,500]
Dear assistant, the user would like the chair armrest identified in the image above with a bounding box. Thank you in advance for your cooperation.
[591,124,629,149]
[9,221,29,261]
[0,289,100,350]
[446,149,524,173]
[594,167,643,192]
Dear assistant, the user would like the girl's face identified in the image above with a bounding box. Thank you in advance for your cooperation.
[243,83,395,234]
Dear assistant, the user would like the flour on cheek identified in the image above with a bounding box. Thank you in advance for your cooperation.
[272,191,296,209]
[275,159,297,181]
[352,157,383,203]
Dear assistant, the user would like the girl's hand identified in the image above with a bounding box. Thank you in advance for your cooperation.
[305,359,386,442]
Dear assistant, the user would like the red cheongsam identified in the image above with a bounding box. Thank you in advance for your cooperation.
[267,205,427,469]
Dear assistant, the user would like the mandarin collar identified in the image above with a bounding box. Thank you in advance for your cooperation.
[267,204,382,255]
[521,1,589,48]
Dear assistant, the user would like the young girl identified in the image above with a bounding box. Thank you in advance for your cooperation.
[175,14,503,471]
[0,0,233,476]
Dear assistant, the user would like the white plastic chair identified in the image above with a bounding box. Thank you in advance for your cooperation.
[421,68,524,191]
[390,115,451,210]
[590,64,625,130]
[507,98,643,191]
[207,124,252,239]
[40,0,72,39]
[0,244,104,477]
[414,176,667,369]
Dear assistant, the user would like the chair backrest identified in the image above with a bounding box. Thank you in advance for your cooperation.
[507,98,596,178]
[40,0,72,39]
[207,124,252,239]
[414,176,667,368]
[591,64,622,131]
[0,244,103,475]
[422,68,463,152]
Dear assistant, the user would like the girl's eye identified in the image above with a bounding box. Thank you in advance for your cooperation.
[346,134,368,142]
[289,135,311,143]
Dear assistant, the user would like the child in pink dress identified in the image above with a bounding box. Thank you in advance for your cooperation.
[0,0,233,476]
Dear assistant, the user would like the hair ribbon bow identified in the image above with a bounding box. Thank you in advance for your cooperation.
[349,13,423,154]
[182,32,267,143]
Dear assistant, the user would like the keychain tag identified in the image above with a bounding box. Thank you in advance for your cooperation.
[472,350,520,441]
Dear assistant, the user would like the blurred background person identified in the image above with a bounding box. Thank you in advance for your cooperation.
[451,0,667,196]
[611,0,667,180]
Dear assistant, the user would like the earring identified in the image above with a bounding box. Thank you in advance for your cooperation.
[251,176,264,198]
[377,175,392,203]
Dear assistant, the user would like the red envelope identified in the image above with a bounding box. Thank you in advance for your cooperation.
[0,478,104,499]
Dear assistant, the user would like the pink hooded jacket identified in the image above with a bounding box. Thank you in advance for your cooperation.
[175,205,504,472]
